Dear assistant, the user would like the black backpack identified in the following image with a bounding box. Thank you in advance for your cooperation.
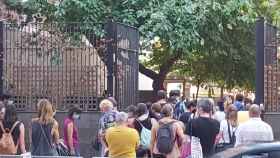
[156,121,176,154]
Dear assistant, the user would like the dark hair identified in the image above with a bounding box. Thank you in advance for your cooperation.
[217,101,224,111]
[157,90,167,100]
[3,105,18,126]
[236,94,244,102]
[68,106,82,118]
[161,104,173,117]
[169,90,180,97]
[187,101,197,109]
[127,105,137,115]
[146,102,152,110]
[167,96,177,105]
[136,103,148,117]
[151,103,161,113]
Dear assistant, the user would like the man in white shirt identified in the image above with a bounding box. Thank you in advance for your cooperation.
[235,104,274,147]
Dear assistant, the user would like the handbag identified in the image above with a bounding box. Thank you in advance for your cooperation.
[180,140,191,158]
[191,136,203,158]
[56,141,71,156]
[181,116,203,158]
[215,120,235,153]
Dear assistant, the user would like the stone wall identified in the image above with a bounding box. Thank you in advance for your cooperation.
[17,112,102,158]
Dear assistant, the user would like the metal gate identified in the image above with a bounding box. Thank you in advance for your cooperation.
[0,21,139,111]
[261,20,280,112]
[106,22,139,109]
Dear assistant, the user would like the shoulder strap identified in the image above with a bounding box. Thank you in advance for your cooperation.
[0,122,5,133]
[39,123,54,149]
[0,121,20,133]
[10,121,20,134]
[227,120,233,143]
[135,119,144,128]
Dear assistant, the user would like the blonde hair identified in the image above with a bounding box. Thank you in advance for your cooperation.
[226,105,238,127]
[99,99,113,110]
[37,99,54,124]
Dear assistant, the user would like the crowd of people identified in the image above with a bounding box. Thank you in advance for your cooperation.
[0,99,82,156]
[0,90,274,158]
[97,90,274,158]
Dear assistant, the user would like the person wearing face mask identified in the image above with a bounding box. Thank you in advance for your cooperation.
[63,106,82,156]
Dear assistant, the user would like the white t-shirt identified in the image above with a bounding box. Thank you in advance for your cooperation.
[219,119,236,144]
[235,118,274,147]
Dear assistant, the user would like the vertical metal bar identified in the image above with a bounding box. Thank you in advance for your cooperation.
[105,20,115,97]
[33,23,37,111]
[13,24,16,108]
[255,17,265,105]
[58,22,61,110]
[0,21,4,97]
[85,32,89,110]
[80,25,83,110]
[135,28,140,105]
[4,23,8,99]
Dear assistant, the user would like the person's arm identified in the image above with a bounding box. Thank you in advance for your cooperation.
[216,120,225,143]
[176,122,187,146]
[67,122,75,155]
[135,130,140,149]
[19,123,26,154]
[150,122,158,154]
[52,120,60,144]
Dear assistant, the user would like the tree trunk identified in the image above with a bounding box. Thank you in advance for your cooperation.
[220,85,224,99]
[196,86,200,101]
[195,80,201,100]
[139,51,182,96]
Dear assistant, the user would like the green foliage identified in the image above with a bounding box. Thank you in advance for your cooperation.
[5,0,277,91]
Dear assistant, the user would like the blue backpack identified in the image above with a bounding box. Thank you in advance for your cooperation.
[136,119,151,149]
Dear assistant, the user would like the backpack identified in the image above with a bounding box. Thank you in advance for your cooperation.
[136,119,151,149]
[174,101,185,120]
[0,121,19,155]
[156,121,176,154]
[102,111,117,131]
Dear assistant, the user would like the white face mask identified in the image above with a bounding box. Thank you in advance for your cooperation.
[73,113,80,120]
[7,100,13,105]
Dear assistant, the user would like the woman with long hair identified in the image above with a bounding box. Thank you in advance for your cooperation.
[0,104,26,154]
[31,99,59,156]
[216,105,238,152]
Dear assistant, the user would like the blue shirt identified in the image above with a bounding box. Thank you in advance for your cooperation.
[234,101,244,111]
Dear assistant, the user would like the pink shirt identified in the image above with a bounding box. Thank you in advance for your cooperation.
[64,118,79,148]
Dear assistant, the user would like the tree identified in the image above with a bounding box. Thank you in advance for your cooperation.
[5,0,276,96]
[6,0,208,94]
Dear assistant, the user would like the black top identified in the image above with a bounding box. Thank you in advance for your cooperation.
[179,112,192,132]
[133,118,152,135]
[31,121,56,156]
[187,117,220,156]
[0,121,21,144]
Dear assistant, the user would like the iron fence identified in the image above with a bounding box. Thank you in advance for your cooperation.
[0,21,139,111]
[106,22,139,109]
[263,22,280,112]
